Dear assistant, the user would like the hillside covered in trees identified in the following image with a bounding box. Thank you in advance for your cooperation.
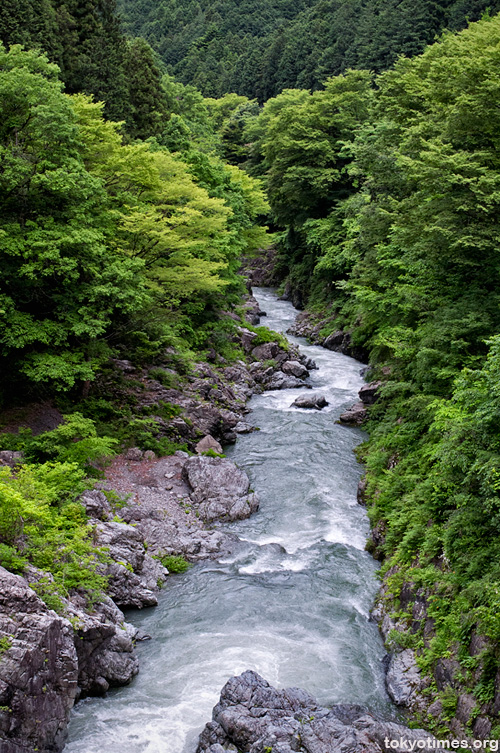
[117,0,500,99]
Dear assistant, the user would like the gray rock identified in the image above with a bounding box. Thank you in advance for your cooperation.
[95,522,167,608]
[282,360,309,379]
[196,435,224,455]
[292,393,328,410]
[267,372,310,390]
[386,649,423,706]
[0,451,23,468]
[339,402,367,425]
[359,381,382,405]
[79,490,111,521]
[197,671,435,753]
[251,342,280,361]
[69,595,139,699]
[357,477,367,505]
[0,567,78,753]
[183,456,259,523]
[322,330,346,350]
[124,447,143,461]
[234,422,255,434]
[237,327,258,354]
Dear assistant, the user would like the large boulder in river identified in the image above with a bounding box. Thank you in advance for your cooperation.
[282,360,309,379]
[196,670,436,753]
[292,393,328,410]
[267,372,309,390]
[182,456,259,523]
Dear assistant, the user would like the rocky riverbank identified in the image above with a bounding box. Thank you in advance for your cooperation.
[283,302,500,742]
[0,293,322,753]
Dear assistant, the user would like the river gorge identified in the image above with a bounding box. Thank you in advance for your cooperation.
[66,288,393,753]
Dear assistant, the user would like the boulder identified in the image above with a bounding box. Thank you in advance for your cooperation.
[359,381,382,405]
[234,421,255,434]
[282,360,309,379]
[251,342,280,361]
[339,402,367,425]
[267,373,309,390]
[95,522,167,608]
[237,327,258,354]
[124,447,143,461]
[0,567,78,753]
[292,393,328,410]
[69,595,139,699]
[182,456,259,523]
[79,490,111,521]
[197,671,436,753]
[195,435,224,455]
[0,451,23,468]
[322,330,346,351]
[357,477,367,505]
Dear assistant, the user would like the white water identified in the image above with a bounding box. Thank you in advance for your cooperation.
[66,288,391,753]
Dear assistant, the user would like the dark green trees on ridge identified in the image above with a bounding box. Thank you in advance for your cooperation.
[117,0,500,99]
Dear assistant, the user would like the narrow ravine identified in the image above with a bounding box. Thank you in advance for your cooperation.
[66,288,392,753]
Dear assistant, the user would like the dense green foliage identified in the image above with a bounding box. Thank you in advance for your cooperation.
[117,0,500,99]
[0,0,169,133]
[246,15,500,725]
[0,44,269,402]
[0,416,118,611]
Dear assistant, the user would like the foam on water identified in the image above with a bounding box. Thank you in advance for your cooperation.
[66,287,392,753]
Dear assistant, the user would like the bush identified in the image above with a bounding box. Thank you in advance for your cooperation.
[158,554,191,573]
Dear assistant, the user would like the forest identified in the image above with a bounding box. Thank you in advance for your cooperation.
[2,0,500,743]
[117,0,500,99]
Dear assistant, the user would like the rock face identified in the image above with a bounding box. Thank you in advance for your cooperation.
[69,595,139,699]
[386,649,424,707]
[292,393,328,410]
[0,568,78,753]
[182,456,259,523]
[197,671,436,753]
[95,522,167,609]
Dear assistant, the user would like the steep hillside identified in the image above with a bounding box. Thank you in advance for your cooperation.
[117,0,500,99]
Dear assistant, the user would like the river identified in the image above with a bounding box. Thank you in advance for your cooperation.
[66,287,391,753]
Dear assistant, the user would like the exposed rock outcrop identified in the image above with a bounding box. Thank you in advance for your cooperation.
[0,568,78,753]
[197,671,435,753]
[94,521,167,609]
[182,455,259,523]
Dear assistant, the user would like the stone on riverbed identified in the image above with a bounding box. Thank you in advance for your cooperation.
[267,372,310,390]
[282,360,309,379]
[292,393,328,410]
[196,670,436,753]
[339,401,367,425]
[182,456,259,523]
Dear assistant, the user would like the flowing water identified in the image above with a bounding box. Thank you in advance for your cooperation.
[66,288,392,753]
